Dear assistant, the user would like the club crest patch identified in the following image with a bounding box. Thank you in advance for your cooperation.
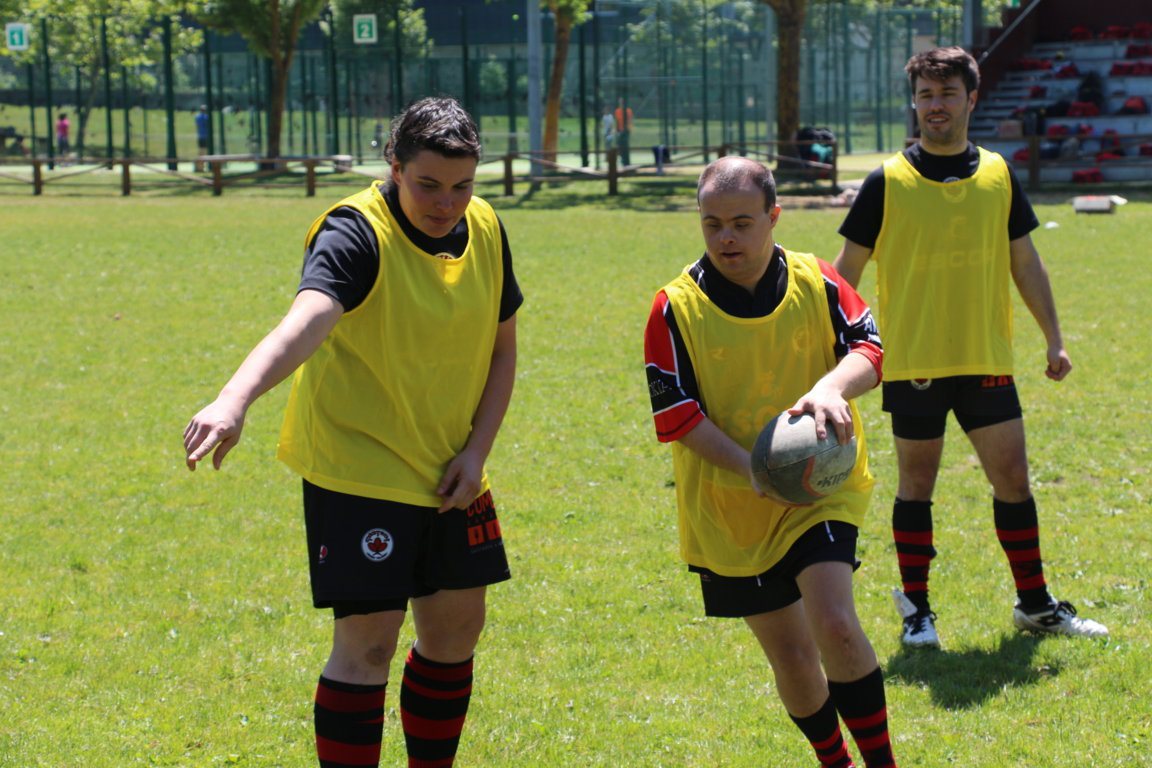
[361,528,394,562]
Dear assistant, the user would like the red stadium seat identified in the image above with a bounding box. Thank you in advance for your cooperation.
[1068,101,1101,117]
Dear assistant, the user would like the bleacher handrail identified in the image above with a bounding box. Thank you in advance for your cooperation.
[979,0,1045,67]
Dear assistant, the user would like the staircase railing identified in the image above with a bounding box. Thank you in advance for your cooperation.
[975,0,1045,104]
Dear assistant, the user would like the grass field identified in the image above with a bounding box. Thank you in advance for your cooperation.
[0,179,1148,766]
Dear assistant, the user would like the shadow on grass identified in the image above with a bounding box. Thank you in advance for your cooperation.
[886,633,1058,709]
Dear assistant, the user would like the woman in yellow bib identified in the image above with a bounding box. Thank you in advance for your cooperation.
[644,157,897,768]
[184,97,521,767]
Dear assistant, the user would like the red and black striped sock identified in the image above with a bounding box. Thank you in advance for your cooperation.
[829,667,897,768]
[314,676,387,768]
[789,696,856,767]
[994,496,1051,611]
[400,648,473,768]
[893,499,935,612]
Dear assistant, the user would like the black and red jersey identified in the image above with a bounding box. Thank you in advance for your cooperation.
[644,247,882,443]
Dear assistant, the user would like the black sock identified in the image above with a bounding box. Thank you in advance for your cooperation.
[893,499,935,612]
[994,496,1051,611]
[314,675,386,768]
[829,667,897,768]
[790,696,855,767]
[400,647,473,767]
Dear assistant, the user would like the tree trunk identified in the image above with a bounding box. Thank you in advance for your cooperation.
[543,12,574,162]
[762,0,807,156]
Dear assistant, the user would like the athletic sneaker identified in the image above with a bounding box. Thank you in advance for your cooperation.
[1013,600,1109,638]
[892,588,940,648]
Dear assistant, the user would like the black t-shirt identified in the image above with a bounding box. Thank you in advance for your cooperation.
[299,182,523,320]
[687,247,789,319]
[838,143,1040,248]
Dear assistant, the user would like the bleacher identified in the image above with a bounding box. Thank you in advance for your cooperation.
[973,20,1152,186]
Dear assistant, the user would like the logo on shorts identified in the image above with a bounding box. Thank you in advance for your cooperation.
[911,378,933,390]
[318,545,328,564]
[361,529,394,562]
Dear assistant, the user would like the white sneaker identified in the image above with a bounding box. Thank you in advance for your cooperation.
[892,588,940,648]
[1013,600,1109,638]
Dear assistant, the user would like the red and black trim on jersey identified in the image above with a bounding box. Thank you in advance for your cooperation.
[644,247,882,443]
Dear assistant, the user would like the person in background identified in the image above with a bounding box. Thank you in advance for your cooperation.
[614,98,634,165]
[55,112,70,162]
[194,105,210,172]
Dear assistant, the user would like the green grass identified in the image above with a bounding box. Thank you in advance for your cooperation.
[0,185,1148,766]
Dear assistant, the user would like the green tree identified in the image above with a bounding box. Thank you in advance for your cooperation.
[199,0,327,161]
[7,0,200,157]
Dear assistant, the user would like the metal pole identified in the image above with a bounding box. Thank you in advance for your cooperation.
[122,66,131,157]
[394,4,403,108]
[592,3,600,169]
[162,17,177,169]
[27,63,37,159]
[327,13,338,154]
[346,58,355,161]
[460,7,471,115]
[738,43,746,153]
[302,55,311,155]
[841,5,852,154]
[287,54,295,154]
[74,66,83,158]
[101,16,113,162]
[204,31,215,155]
[701,1,709,162]
[526,0,543,178]
[41,17,55,170]
[578,21,588,168]
[216,53,227,154]
[507,38,518,153]
[307,56,318,156]
[873,12,882,152]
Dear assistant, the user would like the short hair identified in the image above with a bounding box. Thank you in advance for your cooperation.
[906,46,980,94]
[384,96,482,165]
[697,156,777,211]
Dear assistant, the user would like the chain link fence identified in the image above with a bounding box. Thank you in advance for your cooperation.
[0,1,961,168]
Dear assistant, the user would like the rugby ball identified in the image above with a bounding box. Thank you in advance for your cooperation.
[750,411,856,505]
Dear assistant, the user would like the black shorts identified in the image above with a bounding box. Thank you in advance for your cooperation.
[197,137,209,150]
[302,480,511,616]
[691,521,860,618]
[882,375,1023,440]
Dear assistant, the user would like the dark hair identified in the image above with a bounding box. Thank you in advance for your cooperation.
[384,96,482,165]
[697,156,777,211]
[905,46,980,94]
